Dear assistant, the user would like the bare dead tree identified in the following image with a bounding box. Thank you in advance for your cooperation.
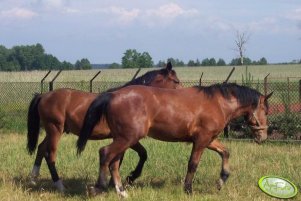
[234,30,250,65]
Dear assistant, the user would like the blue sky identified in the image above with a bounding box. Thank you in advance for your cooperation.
[0,0,300,64]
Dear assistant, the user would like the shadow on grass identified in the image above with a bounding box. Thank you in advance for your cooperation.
[129,177,166,189]
[13,176,91,197]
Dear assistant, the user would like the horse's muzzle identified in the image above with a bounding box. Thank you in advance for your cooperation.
[254,131,268,144]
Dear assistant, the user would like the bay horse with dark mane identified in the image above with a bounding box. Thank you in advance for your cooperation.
[77,83,273,198]
[27,62,181,192]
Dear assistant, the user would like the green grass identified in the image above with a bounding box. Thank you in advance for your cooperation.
[0,133,300,201]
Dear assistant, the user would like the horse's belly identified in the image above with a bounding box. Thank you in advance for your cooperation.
[148,127,192,142]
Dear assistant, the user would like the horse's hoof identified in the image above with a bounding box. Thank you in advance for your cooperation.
[54,180,66,193]
[28,176,38,186]
[118,190,128,198]
[87,185,105,197]
[126,176,134,186]
[216,179,223,191]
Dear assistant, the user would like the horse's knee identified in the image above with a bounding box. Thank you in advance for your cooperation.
[188,162,198,173]
[99,148,107,165]
[223,148,230,159]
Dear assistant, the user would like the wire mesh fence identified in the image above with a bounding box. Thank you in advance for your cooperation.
[0,78,300,140]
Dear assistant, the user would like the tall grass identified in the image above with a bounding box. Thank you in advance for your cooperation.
[0,133,300,201]
[0,64,300,82]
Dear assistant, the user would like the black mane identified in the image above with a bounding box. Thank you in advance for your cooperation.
[106,68,173,92]
[196,83,262,109]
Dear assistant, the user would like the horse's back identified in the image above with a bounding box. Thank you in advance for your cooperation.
[38,89,97,130]
[108,85,226,141]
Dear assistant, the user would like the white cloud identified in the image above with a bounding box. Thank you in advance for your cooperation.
[248,17,279,32]
[286,8,301,21]
[63,8,80,14]
[146,3,197,19]
[95,3,198,26]
[142,3,199,26]
[1,7,37,19]
[38,0,65,8]
[107,6,140,25]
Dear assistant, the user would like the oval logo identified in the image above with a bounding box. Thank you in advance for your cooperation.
[258,176,298,199]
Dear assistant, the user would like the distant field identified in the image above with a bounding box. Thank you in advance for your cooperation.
[0,133,300,201]
[0,64,300,82]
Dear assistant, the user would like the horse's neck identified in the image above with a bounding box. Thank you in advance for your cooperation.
[218,96,251,123]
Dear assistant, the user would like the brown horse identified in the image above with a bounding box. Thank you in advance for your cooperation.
[27,63,181,192]
[77,83,273,197]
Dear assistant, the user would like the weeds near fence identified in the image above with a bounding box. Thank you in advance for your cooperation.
[269,91,301,139]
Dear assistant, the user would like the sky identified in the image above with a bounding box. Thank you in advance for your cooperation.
[0,0,300,64]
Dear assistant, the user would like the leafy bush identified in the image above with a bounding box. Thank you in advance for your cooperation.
[271,113,301,138]
[0,108,4,129]
[269,92,301,138]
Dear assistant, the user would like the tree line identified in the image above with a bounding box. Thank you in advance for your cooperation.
[111,48,269,68]
[1,44,298,71]
[0,44,91,71]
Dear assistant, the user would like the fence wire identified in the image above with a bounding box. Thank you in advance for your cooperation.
[0,79,300,141]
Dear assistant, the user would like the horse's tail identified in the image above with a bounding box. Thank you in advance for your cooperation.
[27,93,42,155]
[77,92,113,155]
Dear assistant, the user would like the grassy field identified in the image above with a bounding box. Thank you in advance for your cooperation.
[0,133,300,201]
[0,64,300,82]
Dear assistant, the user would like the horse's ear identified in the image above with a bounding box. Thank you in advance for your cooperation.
[166,61,172,72]
[265,91,273,100]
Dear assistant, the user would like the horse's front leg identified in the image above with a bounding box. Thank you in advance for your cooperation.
[207,139,230,190]
[184,140,207,194]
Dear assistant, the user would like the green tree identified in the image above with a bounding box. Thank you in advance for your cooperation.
[109,62,121,69]
[167,58,185,67]
[138,52,153,68]
[122,49,140,68]
[258,57,268,65]
[43,54,61,69]
[75,58,92,70]
[230,57,252,65]
[195,59,201,66]
[201,58,210,66]
[122,49,153,68]
[217,58,226,66]
[209,58,216,66]
[156,60,166,67]
[187,60,195,66]
[61,61,74,70]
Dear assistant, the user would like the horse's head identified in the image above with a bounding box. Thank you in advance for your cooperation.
[245,92,273,144]
[150,62,182,89]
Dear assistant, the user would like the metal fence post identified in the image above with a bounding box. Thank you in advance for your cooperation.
[264,73,270,96]
[131,68,141,81]
[224,67,235,83]
[89,71,101,92]
[199,72,204,86]
[287,77,290,104]
[299,79,301,103]
[40,70,51,93]
[49,70,62,91]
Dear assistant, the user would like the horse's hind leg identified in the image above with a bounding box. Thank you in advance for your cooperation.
[93,138,135,198]
[126,142,147,185]
[108,142,147,186]
[110,153,128,198]
[207,139,230,190]
[29,138,47,185]
[44,123,65,192]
